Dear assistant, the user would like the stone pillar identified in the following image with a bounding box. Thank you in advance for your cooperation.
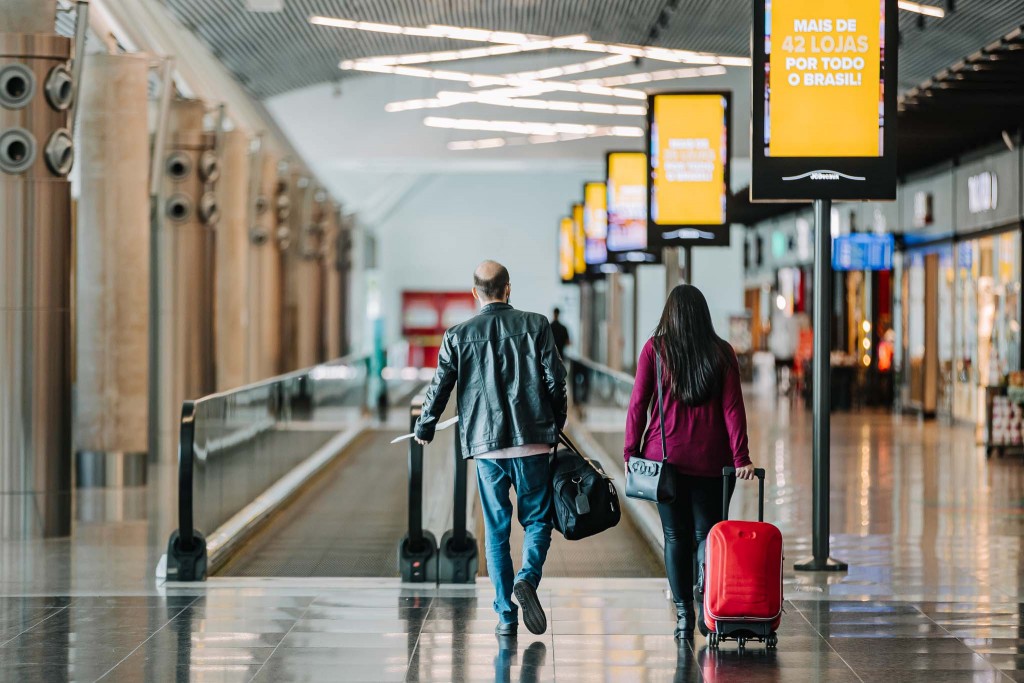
[214,129,251,391]
[74,53,150,487]
[0,2,74,536]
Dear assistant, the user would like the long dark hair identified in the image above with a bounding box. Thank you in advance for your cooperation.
[653,284,731,406]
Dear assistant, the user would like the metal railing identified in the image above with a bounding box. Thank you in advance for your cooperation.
[166,354,371,581]
[567,353,636,411]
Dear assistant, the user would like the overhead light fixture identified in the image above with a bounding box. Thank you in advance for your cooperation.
[340,62,648,99]
[311,15,749,66]
[350,35,589,66]
[447,129,639,150]
[386,91,646,115]
[897,1,945,18]
[425,116,643,137]
[577,64,727,87]
[503,54,633,80]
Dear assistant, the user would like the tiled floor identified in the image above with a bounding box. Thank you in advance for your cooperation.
[7,389,1024,681]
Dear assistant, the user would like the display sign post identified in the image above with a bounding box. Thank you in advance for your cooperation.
[752,0,898,573]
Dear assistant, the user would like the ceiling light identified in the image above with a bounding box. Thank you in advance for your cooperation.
[447,129,639,150]
[340,62,647,99]
[353,35,589,67]
[897,1,946,17]
[425,116,643,137]
[504,54,633,80]
[577,65,727,87]
[386,91,646,115]
[311,15,749,66]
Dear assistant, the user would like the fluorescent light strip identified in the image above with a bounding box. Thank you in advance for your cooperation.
[386,91,646,115]
[898,1,946,17]
[424,116,643,137]
[427,24,752,66]
[341,62,647,99]
[447,129,632,150]
[352,34,589,66]
[505,54,633,80]
[577,64,727,87]
[311,15,750,66]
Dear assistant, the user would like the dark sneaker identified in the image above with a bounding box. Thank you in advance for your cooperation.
[495,622,518,637]
[513,581,547,635]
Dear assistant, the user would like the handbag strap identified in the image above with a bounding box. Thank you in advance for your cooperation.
[655,351,669,463]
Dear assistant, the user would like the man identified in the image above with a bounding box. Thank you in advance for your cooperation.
[549,307,570,360]
[415,261,567,637]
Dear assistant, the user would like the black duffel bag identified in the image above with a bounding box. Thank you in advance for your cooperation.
[551,432,621,540]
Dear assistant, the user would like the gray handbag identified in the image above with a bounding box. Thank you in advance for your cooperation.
[625,353,677,503]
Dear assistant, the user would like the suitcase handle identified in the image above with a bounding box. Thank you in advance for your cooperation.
[722,466,766,522]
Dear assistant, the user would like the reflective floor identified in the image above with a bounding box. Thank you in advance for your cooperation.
[6,388,1024,681]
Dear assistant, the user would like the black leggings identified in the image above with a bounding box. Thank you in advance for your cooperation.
[658,474,735,604]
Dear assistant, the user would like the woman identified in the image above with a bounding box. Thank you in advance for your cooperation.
[624,284,755,640]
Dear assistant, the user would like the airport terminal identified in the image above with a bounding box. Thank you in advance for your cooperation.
[3,0,1024,680]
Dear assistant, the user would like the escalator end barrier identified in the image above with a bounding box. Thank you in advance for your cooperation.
[398,530,439,583]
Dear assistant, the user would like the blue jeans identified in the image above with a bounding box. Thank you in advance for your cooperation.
[475,454,554,625]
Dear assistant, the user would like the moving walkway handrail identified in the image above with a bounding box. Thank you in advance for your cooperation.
[166,353,370,581]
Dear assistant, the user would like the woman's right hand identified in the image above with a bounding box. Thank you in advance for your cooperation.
[736,463,757,480]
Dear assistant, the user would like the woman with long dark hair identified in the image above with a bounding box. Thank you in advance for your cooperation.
[624,284,755,640]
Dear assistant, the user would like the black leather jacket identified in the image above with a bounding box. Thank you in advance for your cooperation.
[414,303,568,458]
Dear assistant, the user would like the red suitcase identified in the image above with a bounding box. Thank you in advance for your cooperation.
[700,467,783,650]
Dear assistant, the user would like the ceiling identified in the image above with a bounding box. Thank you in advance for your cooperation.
[163,0,1024,99]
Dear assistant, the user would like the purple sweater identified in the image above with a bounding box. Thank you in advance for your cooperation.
[624,338,751,478]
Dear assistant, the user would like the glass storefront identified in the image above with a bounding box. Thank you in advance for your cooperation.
[952,231,1022,432]
[900,228,1021,433]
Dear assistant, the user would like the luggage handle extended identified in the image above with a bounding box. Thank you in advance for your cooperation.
[722,466,766,522]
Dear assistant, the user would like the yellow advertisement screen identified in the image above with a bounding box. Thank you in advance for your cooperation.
[607,152,647,252]
[572,203,585,275]
[766,0,884,157]
[583,182,607,266]
[559,217,574,282]
[650,93,729,226]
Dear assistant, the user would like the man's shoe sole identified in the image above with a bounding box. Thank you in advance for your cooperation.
[513,582,547,635]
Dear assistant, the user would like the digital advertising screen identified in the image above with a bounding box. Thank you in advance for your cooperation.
[559,216,575,283]
[583,181,608,267]
[751,0,898,201]
[647,91,731,247]
[572,202,586,277]
[606,152,648,253]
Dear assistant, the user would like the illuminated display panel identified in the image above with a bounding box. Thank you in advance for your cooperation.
[572,203,585,276]
[559,217,574,282]
[583,181,608,266]
[606,152,648,253]
[751,0,897,200]
[647,91,731,246]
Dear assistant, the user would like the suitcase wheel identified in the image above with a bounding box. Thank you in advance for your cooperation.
[767,632,778,649]
[708,632,719,650]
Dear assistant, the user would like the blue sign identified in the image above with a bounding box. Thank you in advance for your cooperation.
[832,234,894,271]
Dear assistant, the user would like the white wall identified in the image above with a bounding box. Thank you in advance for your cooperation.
[371,168,600,343]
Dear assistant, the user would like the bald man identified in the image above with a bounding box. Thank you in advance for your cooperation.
[415,261,567,637]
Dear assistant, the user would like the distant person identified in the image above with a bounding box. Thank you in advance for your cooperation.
[769,309,799,394]
[623,284,755,640]
[415,260,567,638]
[550,308,570,360]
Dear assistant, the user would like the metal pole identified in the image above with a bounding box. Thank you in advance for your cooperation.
[664,246,680,294]
[795,199,848,572]
[631,268,640,371]
[682,245,693,284]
